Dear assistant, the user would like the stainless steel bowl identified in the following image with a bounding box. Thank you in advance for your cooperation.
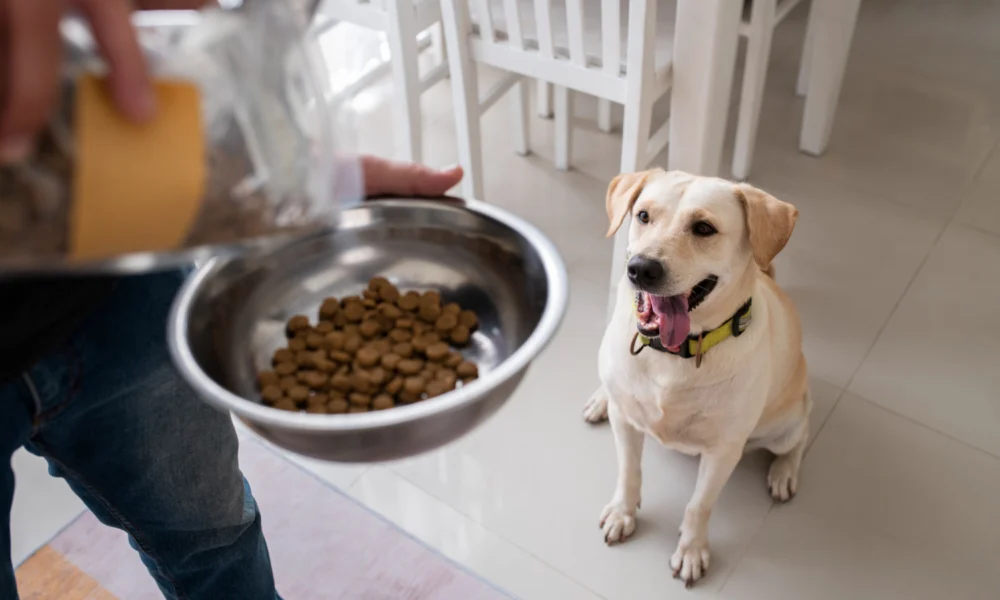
[168,197,567,462]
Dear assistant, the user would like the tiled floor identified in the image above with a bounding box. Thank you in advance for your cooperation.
[12,0,1000,598]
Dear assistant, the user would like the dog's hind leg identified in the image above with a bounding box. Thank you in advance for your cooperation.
[583,386,609,423]
[765,394,811,502]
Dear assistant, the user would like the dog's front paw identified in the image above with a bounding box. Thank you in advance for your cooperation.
[670,539,711,588]
[583,391,609,423]
[599,502,637,544]
[767,454,800,502]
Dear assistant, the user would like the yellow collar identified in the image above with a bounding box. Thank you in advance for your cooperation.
[630,298,752,367]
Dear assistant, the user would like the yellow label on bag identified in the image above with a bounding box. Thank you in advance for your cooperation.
[70,75,205,260]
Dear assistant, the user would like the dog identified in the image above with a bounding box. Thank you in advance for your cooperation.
[582,169,809,588]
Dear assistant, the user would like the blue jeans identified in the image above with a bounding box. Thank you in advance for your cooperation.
[0,271,278,599]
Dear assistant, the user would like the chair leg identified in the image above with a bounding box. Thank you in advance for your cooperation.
[597,98,614,133]
[799,0,861,156]
[732,0,776,181]
[386,1,423,163]
[431,21,448,72]
[796,0,818,98]
[554,86,572,170]
[512,79,531,156]
[440,0,483,198]
[537,81,553,118]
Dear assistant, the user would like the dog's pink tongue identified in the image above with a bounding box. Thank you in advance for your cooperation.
[650,295,690,349]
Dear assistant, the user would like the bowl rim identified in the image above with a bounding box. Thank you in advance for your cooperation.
[167,195,569,433]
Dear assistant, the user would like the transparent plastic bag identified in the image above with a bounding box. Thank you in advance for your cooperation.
[0,1,361,273]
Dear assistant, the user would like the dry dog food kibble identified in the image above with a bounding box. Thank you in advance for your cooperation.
[257,277,481,413]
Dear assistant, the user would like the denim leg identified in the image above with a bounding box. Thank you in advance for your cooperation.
[0,376,36,600]
[22,271,278,600]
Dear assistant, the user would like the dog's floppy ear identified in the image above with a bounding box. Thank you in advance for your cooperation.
[605,170,657,237]
[735,183,799,269]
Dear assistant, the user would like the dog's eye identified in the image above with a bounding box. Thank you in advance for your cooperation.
[692,221,717,237]
[636,210,650,224]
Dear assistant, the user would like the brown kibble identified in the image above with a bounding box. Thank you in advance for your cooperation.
[305,332,324,349]
[359,319,381,338]
[457,361,479,379]
[421,290,442,306]
[288,385,310,402]
[327,398,349,414]
[397,292,420,311]
[458,310,479,330]
[278,376,298,390]
[362,298,377,309]
[273,348,294,365]
[306,404,327,414]
[418,302,442,323]
[349,392,372,407]
[396,359,424,375]
[426,380,448,398]
[388,329,412,343]
[323,331,345,351]
[343,323,359,335]
[273,399,298,412]
[373,338,393,354]
[344,333,362,354]
[260,385,283,403]
[315,358,336,373]
[385,376,404,395]
[288,337,307,352]
[379,284,400,303]
[303,371,328,389]
[309,393,329,406]
[341,295,363,307]
[394,342,414,358]
[435,313,458,333]
[356,347,380,368]
[403,376,426,395]
[362,289,379,301]
[380,353,401,370]
[315,321,334,334]
[274,362,297,376]
[319,298,340,320]
[425,341,450,362]
[330,350,351,364]
[445,352,463,368]
[368,367,388,386]
[369,276,391,291]
[286,315,311,336]
[412,321,428,335]
[380,304,402,320]
[443,302,461,315]
[398,390,421,404]
[437,369,458,389]
[396,317,414,330]
[412,332,440,354]
[373,394,395,410]
[450,325,471,346]
[348,407,369,414]
[332,312,348,327]
[350,372,371,394]
[330,373,352,392]
[257,370,279,388]
[343,303,365,322]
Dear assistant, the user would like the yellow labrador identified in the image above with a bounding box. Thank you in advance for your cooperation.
[583,170,809,587]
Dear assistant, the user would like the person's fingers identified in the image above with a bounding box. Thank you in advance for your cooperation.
[0,0,67,162]
[73,0,156,122]
[362,156,464,198]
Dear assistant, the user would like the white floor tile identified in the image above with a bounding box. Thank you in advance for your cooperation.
[850,223,1000,457]
[721,394,1000,600]
[955,144,1000,236]
[348,467,603,600]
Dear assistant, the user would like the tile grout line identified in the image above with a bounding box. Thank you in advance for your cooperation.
[720,137,1000,595]
[377,465,611,600]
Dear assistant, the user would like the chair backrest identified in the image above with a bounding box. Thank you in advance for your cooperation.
[450,0,656,101]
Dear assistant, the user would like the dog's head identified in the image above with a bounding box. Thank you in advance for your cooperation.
[606,169,798,349]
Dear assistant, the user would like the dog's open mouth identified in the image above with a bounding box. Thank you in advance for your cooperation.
[635,276,718,349]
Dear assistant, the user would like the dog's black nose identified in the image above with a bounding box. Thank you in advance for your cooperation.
[627,255,665,288]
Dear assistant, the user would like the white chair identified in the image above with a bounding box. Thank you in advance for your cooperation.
[732,0,861,180]
[441,0,671,286]
[314,0,449,163]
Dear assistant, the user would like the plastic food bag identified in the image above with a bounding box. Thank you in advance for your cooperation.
[0,1,361,273]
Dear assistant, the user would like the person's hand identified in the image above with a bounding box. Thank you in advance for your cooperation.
[0,0,209,163]
[362,156,463,198]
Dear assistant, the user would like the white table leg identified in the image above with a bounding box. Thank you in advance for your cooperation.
[799,0,861,156]
[668,0,742,176]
